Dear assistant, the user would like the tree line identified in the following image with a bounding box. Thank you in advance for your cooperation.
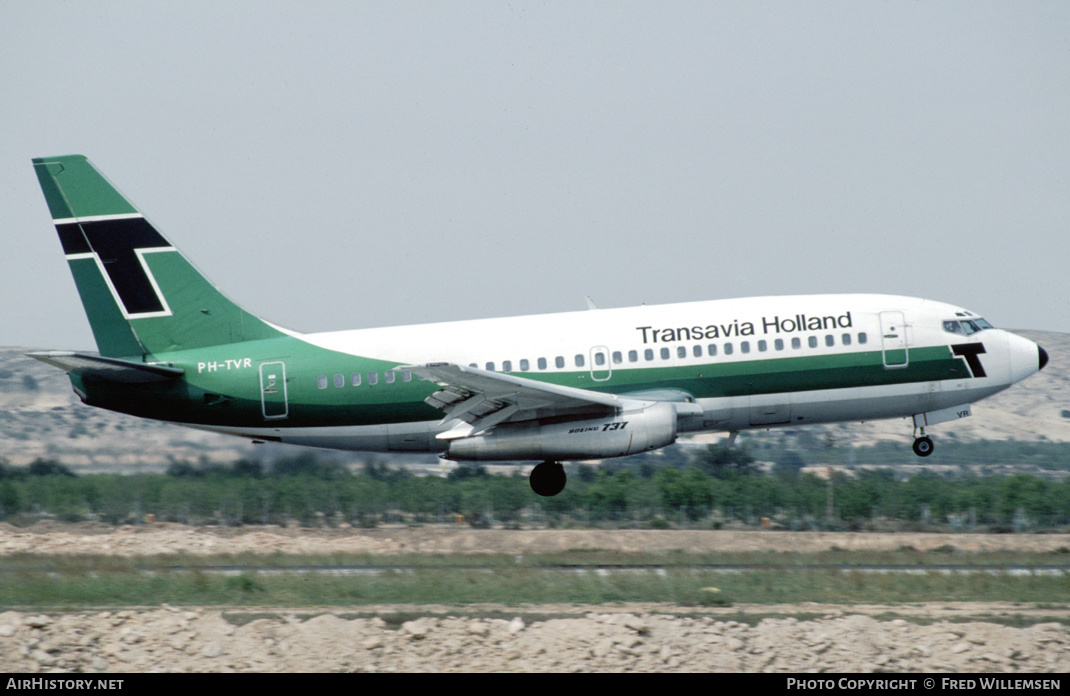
[0,446,1067,531]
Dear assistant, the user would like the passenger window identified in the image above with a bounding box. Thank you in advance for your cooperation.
[708,344,718,356]
[724,343,734,355]
[596,352,607,366]
[842,333,852,346]
[693,345,703,358]
[555,356,565,368]
[644,349,654,361]
[538,357,547,370]
[792,337,801,349]
[808,336,818,349]
[385,370,395,384]
[317,375,328,389]
[758,340,767,352]
[660,347,670,360]
[334,374,345,388]
[858,332,867,344]
[368,372,379,385]
[612,351,622,364]
[825,335,835,347]
[775,339,784,351]
[351,373,361,387]
[741,341,750,354]
[575,354,585,368]
[486,362,495,372]
[401,370,412,382]
[628,350,638,363]
[520,359,530,371]
[503,360,513,372]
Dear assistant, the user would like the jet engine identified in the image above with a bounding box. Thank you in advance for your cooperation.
[446,401,678,461]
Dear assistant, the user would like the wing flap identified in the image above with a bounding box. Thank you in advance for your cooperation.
[405,362,652,437]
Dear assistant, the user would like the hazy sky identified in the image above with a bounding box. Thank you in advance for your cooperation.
[3,1,1068,353]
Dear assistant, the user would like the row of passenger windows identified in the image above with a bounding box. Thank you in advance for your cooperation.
[476,332,869,373]
[317,369,412,389]
[316,332,871,387]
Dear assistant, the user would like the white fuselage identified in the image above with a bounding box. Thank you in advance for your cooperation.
[203,293,1044,457]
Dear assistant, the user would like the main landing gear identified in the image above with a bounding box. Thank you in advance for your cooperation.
[912,427,934,458]
[530,460,566,497]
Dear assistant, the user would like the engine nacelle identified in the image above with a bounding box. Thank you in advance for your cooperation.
[447,401,678,461]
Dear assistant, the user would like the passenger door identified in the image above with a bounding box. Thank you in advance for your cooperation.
[879,311,909,368]
[259,361,289,420]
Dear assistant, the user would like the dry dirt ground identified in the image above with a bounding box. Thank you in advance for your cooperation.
[6,521,1070,556]
[1,524,1069,673]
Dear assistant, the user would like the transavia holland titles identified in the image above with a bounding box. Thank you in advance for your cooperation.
[637,311,854,344]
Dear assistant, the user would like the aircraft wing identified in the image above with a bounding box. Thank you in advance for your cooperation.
[27,351,185,383]
[404,362,644,440]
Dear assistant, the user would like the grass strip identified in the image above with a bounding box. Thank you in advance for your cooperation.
[0,553,1067,609]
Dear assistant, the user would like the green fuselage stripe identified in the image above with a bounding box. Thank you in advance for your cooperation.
[72,338,967,429]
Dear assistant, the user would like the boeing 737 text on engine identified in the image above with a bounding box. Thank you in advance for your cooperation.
[29,155,1048,496]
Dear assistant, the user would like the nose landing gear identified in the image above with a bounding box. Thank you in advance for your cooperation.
[912,436,934,457]
[912,427,934,457]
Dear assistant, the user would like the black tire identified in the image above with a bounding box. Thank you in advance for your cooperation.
[912,436,934,457]
[529,461,567,497]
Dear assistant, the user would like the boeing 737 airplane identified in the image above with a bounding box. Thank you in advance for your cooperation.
[29,155,1048,496]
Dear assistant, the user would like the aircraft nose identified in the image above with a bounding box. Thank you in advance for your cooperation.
[1006,331,1046,385]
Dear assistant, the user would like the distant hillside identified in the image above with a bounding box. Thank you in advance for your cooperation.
[1,330,1066,473]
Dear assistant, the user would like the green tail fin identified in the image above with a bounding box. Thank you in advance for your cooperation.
[33,155,285,357]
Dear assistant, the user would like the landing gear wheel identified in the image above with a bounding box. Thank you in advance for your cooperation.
[912,436,934,457]
[529,461,566,497]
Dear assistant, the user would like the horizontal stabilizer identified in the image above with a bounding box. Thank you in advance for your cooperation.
[27,351,185,383]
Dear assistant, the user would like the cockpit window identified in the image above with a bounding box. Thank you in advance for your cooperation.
[943,320,965,335]
[944,318,994,335]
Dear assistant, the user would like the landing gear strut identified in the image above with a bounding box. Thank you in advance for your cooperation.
[912,427,934,458]
[530,460,566,497]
